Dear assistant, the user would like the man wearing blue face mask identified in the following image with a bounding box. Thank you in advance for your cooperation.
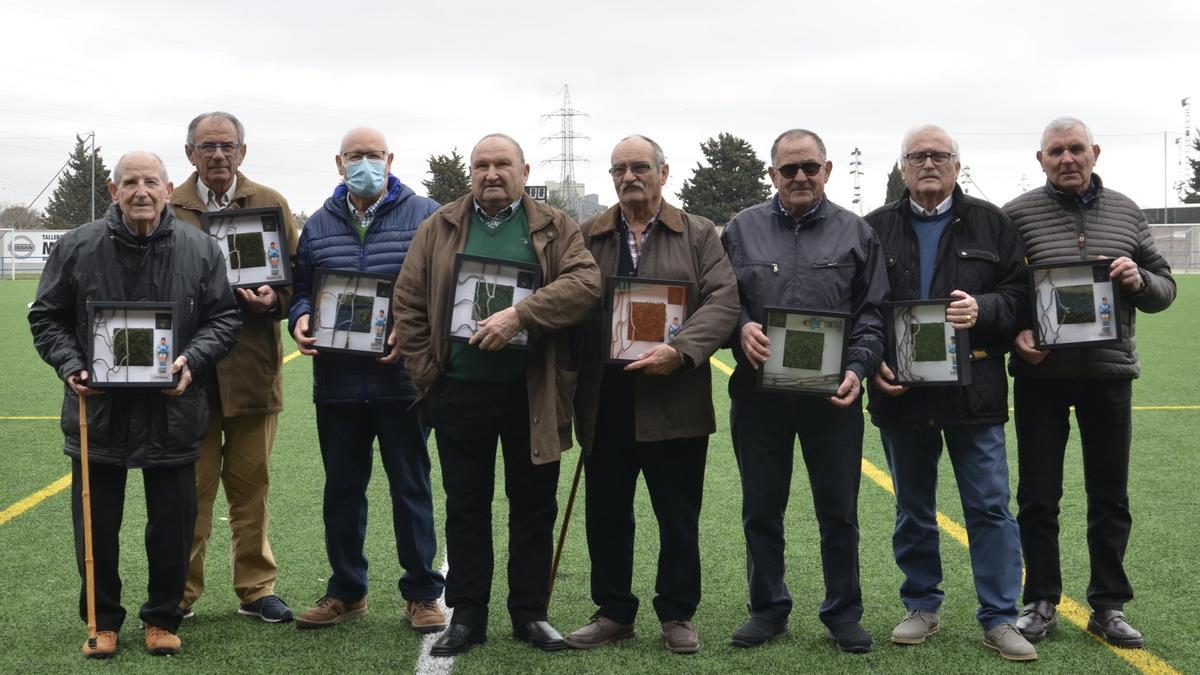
[288,127,448,634]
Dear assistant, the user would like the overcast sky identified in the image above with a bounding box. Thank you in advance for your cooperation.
[1,0,1196,220]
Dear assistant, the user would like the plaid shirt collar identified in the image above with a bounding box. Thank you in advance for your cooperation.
[346,189,388,228]
[473,197,523,230]
[618,207,660,271]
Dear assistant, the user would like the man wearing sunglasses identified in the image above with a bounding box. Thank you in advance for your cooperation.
[722,128,887,653]
[171,111,300,625]
[864,125,1033,660]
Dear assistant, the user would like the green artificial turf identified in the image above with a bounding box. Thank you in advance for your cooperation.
[1,276,1197,673]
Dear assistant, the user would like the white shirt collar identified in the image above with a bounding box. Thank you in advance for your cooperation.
[197,176,238,212]
[909,193,953,217]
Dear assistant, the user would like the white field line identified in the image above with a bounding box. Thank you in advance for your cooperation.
[414,555,454,675]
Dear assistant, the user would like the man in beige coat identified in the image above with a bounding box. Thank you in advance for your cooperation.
[393,133,600,656]
[565,135,739,654]
[170,111,299,623]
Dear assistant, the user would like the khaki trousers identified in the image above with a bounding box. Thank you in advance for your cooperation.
[184,412,278,607]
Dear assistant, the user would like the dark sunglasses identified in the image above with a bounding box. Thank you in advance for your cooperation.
[773,161,824,179]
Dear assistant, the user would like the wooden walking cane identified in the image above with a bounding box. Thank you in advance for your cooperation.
[79,395,98,650]
[547,451,585,609]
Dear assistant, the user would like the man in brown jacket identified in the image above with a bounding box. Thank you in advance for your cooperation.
[393,133,601,656]
[170,111,299,623]
[565,135,739,654]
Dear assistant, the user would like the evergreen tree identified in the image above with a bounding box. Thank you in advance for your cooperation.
[422,148,470,205]
[678,133,771,226]
[1184,134,1200,204]
[885,162,906,204]
[546,191,579,221]
[44,134,111,228]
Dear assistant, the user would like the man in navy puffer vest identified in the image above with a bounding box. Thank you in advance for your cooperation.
[288,127,447,633]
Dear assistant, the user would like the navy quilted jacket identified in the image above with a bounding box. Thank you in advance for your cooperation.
[290,176,439,403]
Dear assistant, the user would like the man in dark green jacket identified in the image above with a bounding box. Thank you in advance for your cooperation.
[1005,116,1176,650]
[29,152,240,658]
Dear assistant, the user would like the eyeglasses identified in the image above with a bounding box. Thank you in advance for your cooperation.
[773,162,824,179]
[194,142,241,156]
[609,162,655,177]
[903,151,955,166]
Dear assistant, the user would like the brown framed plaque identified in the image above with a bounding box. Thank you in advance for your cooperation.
[605,276,692,365]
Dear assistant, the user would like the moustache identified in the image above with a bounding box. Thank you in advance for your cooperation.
[621,181,646,192]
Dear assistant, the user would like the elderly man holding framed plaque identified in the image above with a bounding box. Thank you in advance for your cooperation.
[1004,117,1176,650]
[170,111,300,623]
[288,127,448,634]
[865,125,1033,661]
[721,128,887,653]
[393,133,600,656]
[565,135,738,654]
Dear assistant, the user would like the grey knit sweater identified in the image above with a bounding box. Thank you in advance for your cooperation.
[1003,175,1175,380]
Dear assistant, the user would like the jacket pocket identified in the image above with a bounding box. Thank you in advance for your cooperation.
[955,247,1000,292]
[165,386,209,451]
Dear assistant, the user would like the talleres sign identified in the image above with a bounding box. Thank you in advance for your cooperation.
[5,231,66,260]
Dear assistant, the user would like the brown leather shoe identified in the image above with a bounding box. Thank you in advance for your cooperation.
[81,630,118,659]
[565,614,635,649]
[661,620,700,654]
[144,624,181,656]
[405,600,448,633]
[296,595,368,629]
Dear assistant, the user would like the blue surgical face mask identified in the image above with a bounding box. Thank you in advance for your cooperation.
[344,158,387,197]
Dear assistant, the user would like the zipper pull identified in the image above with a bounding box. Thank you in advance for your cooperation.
[771,263,779,274]
[1077,232,1086,249]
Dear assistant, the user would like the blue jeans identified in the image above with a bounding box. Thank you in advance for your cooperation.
[314,402,445,603]
[880,424,1021,630]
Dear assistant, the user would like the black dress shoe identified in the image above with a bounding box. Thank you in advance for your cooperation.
[1088,609,1144,648]
[1015,600,1058,643]
[430,623,486,656]
[730,617,789,647]
[828,621,873,653]
[513,620,567,651]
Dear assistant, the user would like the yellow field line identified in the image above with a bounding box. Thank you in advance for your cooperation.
[0,473,71,526]
[0,350,306,526]
[710,356,1180,675]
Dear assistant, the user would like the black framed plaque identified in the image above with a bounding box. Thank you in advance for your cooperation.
[757,306,850,395]
[605,276,692,364]
[201,206,292,289]
[447,253,542,350]
[86,301,180,388]
[1028,259,1121,349]
[309,268,395,357]
[884,299,971,386]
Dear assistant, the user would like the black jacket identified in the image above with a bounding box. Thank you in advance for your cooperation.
[721,195,888,394]
[864,186,1026,428]
[28,203,241,467]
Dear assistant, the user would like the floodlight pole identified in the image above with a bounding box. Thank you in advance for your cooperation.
[89,131,96,222]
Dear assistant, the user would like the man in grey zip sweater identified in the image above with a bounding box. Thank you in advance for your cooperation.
[1004,116,1175,650]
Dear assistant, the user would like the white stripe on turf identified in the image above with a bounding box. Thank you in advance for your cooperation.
[414,555,454,675]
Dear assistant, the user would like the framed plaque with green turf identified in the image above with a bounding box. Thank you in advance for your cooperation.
[86,301,180,388]
[1028,259,1121,349]
[883,299,971,386]
[201,206,292,289]
[309,268,396,357]
[756,306,849,395]
[605,276,693,365]
[447,253,542,351]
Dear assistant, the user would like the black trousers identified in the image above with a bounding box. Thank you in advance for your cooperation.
[1014,377,1134,611]
[584,371,708,624]
[427,377,560,629]
[730,388,865,626]
[71,458,196,633]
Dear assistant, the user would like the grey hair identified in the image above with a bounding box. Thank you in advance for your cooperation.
[618,134,667,167]
[473,133,526,163]
[900,124,961,163]
[112,151,169,184]
[186,112,245,147]
[1042,116,1094,148]
[770,129,827,164]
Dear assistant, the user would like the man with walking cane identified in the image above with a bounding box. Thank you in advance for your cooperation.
[564,135,739,654]
[29,152,240,658]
